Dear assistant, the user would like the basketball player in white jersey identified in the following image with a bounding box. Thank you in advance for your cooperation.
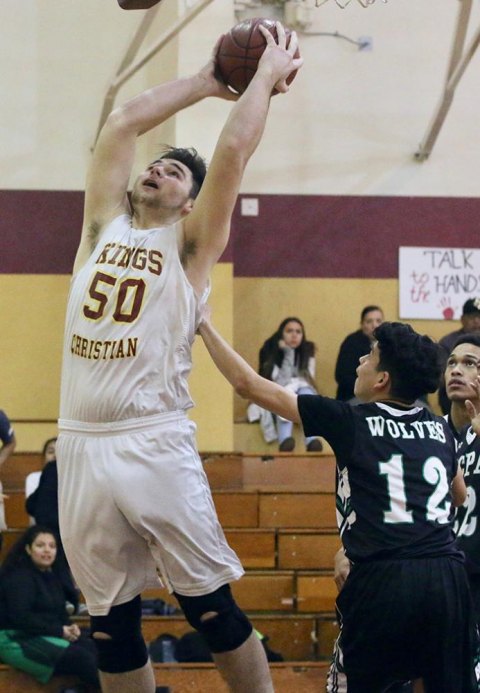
[56,24,302,693]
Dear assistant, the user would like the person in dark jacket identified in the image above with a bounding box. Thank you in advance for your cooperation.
[334,305,384,403]
[26,437,79,611]
[0,525,99,690]
[26,437,59,530]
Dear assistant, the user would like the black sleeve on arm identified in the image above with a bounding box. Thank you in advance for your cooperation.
[298,394,355,460]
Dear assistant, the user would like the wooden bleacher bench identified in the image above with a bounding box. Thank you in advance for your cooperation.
[64,613,337,662]
[213,489,336,529]
[141,568,337,614]
[225,528,276,568]
[1,528,24,556]
[135,613,321,660]
[0,450,340,691]
[297,573,339,613]
[3,451,336,493]
[278,530,340,570]
[242,454,336,492]
[143,571,296,613]
[1,452,43,492]
[259,491,336,529]
[4,490,30,528]
[212,490,259,527]
[201,452,244,489]
[202,452,336,492]
[0,661,330,693]
[5,488,336,533]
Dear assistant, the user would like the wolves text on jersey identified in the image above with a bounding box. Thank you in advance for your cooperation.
[70,333,138,360]
[95,242,163,276]
[366,416,446,443]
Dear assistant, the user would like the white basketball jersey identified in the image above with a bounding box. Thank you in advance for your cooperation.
[59,215,204,423]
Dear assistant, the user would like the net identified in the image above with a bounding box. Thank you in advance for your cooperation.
[313,0,387,6]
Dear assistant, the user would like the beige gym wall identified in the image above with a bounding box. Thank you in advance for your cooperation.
[1,0,479,450]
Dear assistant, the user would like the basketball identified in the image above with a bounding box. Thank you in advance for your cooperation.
[215,18,298,95]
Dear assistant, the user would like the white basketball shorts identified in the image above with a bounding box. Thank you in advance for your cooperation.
[56,412,244,615]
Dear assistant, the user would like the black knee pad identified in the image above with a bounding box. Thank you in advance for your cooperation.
[90,596,148,673]
[174,584,253,653]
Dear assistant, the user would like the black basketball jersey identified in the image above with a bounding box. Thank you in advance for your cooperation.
[298,395,462,563]
[455,422,480,574]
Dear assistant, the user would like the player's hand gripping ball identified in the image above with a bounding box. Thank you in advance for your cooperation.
[215,17,299,95]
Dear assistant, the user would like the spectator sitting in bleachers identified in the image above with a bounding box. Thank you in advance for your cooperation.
[248,317,322,452]
[0,525,100,691]
[26,438,59,532]
[26,437,80,614]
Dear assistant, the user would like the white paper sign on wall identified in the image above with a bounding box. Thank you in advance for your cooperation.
[399,247,480,320]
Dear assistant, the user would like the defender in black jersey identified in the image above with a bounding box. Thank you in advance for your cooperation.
[446,333,480,624]
[329,331,480,693]
[199,317,478,693]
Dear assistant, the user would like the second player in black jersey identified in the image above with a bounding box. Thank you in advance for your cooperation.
[445,332,480,625]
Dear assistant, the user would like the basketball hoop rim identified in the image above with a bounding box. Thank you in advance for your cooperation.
[313,0,387,7]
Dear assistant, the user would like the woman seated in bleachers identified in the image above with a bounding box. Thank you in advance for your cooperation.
[248,317,323,452]
[0,525,100,691]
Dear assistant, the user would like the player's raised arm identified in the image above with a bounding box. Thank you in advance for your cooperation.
[199,308,301,424]
[182,22,303,295]
[75,59,237,275]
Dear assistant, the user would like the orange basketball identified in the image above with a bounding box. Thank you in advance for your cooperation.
[215,18,299,95]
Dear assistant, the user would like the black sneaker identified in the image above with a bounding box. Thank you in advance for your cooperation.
[307,439,323,452]
[279,436,295,452]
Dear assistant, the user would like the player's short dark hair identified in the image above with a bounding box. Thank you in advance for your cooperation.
[361,305,382,322]
[452,333,480,351]
[155,146,207,199]
[374,322,442,401]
